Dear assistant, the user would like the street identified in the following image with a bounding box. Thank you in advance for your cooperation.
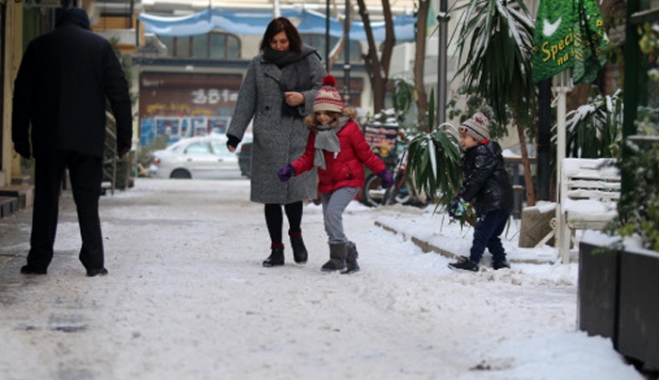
[0,177,641,380]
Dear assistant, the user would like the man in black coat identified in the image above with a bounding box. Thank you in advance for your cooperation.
[12,7,132,277]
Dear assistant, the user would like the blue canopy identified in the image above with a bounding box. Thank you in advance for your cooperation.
[138,8,416,42]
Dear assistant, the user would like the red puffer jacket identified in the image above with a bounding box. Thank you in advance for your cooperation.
[290,119,386,194]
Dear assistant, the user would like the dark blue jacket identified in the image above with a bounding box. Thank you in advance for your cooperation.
[459,140,514,216]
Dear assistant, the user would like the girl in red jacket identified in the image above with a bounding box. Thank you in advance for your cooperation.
[277,75,394,273]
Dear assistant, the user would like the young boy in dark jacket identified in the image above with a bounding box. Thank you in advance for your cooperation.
[448,107,515,272]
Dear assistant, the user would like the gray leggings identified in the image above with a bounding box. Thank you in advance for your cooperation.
[321,187,359,245]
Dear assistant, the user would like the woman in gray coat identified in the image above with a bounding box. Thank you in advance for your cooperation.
[227,17,326,267]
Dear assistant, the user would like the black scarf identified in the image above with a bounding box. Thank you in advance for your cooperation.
[263,45,319,117]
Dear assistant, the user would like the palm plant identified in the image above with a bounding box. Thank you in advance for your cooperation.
[562,88,623,160]
[406,90,463,207]
[453,0,537,205]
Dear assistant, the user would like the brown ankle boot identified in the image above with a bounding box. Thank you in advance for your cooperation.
[321,243,347,272]
[341,241,360,274]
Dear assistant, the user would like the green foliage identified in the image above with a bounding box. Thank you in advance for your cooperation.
[109,37,138,107]
[606,140,659,251]
[453,0,536,128]
[560,88,623,159]
[406,130,463,205]
[406,90,463,208]
[390,77,416,119]
[638,22,659,82]
[602,27,659,250]
[137,136,168,169]
[636,105,659,136]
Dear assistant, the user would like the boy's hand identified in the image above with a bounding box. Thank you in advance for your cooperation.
[449,197,468,218]
[277,164,295,182]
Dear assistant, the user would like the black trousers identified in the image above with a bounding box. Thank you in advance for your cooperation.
[264,201,303,244]
[27,150,104,271]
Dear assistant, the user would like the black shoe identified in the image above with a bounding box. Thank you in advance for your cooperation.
[87,268,108,277]
[263,248,284,267]
[448,256,479,273]
[20,265,47,275]
[492,260,511,270]
[290,235,308,264]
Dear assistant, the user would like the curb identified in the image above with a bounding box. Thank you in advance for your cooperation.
[374,219,561,265]
[374,220,458,259]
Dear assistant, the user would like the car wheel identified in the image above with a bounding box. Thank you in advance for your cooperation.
[170,169,191,179]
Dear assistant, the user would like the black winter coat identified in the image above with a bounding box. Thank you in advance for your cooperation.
[458,140,514,217]
[12,9,132,158]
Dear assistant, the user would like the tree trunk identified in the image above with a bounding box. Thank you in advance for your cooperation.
[414,0,430,130]
[515,101,536,206]
[355,0,394,114]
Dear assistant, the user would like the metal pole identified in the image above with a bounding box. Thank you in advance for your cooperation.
[326,0,330,73]
[553,70,573,264]
[273,0,281,18]
[436,0,449,125]
[343,0,351,104]
[536,78,552,200]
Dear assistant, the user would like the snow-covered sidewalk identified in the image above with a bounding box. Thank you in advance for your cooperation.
[0,178,643,379]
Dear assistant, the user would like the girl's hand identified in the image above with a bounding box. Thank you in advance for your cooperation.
[284,91,304,106]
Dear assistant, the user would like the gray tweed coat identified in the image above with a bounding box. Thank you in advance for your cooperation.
[227,50,326,204]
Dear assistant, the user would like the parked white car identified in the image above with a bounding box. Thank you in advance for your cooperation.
[149,134,238,179]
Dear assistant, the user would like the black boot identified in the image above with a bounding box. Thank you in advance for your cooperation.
[263,247,284,267]
[321,243,347,272]
[341,241,360,275]
[290,234,308,264]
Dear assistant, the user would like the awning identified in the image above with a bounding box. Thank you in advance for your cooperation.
[137,8,416,42]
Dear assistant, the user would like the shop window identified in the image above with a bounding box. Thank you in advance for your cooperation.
[158,32,240,59]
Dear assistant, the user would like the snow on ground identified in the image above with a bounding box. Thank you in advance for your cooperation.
[0,178,643,380]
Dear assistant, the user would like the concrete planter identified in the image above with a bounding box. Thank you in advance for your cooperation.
[578,241,619,341]
[579,235,659,372]
[617,249,659,371]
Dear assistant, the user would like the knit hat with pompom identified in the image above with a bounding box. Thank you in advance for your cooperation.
[313,75,344,113]
[460,106,493,141]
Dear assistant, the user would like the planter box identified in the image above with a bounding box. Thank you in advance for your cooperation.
[579,233,659,372]
[578,241,620,341]
[618,249,659,371]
